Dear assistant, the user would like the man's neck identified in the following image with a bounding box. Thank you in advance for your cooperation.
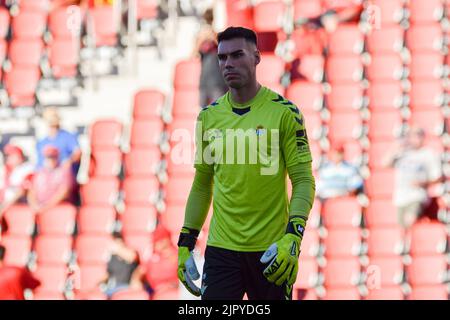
[230,82,261,105]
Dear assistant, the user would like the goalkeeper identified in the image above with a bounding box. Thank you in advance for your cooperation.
[177,27,316,300]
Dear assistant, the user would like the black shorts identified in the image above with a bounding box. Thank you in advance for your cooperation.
[201,245,293,300]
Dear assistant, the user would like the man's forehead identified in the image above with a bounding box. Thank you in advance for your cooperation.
[218,38,255,54]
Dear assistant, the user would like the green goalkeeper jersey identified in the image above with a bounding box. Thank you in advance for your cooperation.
[193,86,313,252]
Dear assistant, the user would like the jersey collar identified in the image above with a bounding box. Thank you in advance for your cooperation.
[226,85,268,112]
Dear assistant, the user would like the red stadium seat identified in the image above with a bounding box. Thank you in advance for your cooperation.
[0,7,10,39]
[368,139,397,169]
[328,25,364,55]
[370,0,406,26]
[367,227,405,256]
[323,257,362,287]
[33,265,68,293]
[111,289,149,300]
[152,287,180,300]
[409,285,448,300]
[407,255,448,286]
[136,0,158,20]
[409,109,445,137]
[365,169,396,200]
[365,199,400,228]
[299,227,321,258]
[90,5,117,47]
[80,177,120,206]
[293,0,323,20]
[366,286,404,300]
[123,234,152,261]
[171,89,200,118]
[77,206,116,235]
[409,0,444,24]
[4,66,40,107]
[37,204,77,236]
[18,0,50,12]
[366,256,404,286]
[75,235,113,265]
[173,59,200,90]
[256,54,285,87]
[326,83,365,112]
[0,39,6,66]
[294,258,319,289]
[406,24,444,52]
[12,10,46,39]
[409,52,445,80]
[48,38,79,78]
[0,236,32,266]
[123,177,160,206]
[75,289,107,300]
[327,111,363,143]
[286,81,323,112]
[293,54,324,83]
[3,205,35,236]
[326,55,364,83]
[121,205,157,235]
[163,177,193,206]
[166,155,195,177]
[366,26,404,54]
[130,119,164,148]
[324,228,363,258]
[89,120,123,149]
[323,287,361,300]
[77,264,107,292]
[409,221,447,256]
[49,6,83,39]
[253,1,285,33]
[409,79,445,110]
[161,204,185,236]
[89,148,122,177]
[322,197,362,228]
[124,148,160,177]
[367,81,405,110]
[368,110,403,140]
[338,139,363,165]
[301,110,323,140]
[35,235,72,265]
[8,39,43,67]
[33,291,66,300]
[133,89,165,120]
[367,54,405,81]
[226,0,254,29]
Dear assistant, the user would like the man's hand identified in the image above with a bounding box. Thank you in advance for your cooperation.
[260,216,306,286]
[177,227,201,296]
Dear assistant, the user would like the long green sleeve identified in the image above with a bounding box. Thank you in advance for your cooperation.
[287,161,316,221]
[182,166,214,231]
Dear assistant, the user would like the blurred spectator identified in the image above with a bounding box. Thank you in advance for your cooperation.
[291,0,363,74]
[316,144,364,199]
[383,128,442,229]
[192,8,227,107]
[102,232,141,299]
[0,144,33,217]
[133,224,178,299]
[0,245,41,300]
[27,145,74,213]
[36,107,81,178]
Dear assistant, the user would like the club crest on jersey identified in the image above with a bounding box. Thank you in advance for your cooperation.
[256,125,266,136]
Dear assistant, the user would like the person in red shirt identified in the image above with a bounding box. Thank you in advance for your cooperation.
[0,245,41,300]
[27,145,74,214]
[132,225,178,299]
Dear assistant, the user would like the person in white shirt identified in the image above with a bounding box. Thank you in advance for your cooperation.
[316,143,364,200]
[383,127,442,229]
[0,144,34,217]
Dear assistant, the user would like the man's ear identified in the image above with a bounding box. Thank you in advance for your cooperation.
[255,50,261,66]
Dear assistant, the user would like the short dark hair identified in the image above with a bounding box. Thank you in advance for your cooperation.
[217,27,258,47]
[0,245,5,262]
